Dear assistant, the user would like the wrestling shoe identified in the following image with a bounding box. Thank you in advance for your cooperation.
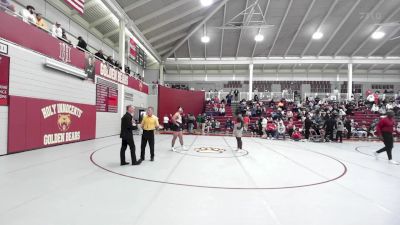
[389,160,400,165]
[181,145,188,151]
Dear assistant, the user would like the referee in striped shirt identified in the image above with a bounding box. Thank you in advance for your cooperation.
[140,107,159,161]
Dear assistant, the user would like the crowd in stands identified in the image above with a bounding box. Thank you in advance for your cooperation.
[162,90,400,141]
[0,2,145,81]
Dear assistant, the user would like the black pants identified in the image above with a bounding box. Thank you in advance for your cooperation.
[325,129,334,141]
[288,129,294,137]
[120,138,137,164]
[346,126,351,139]
[141,130,155,160]
[336,131,343,143]
[236,137,242,149]
[305,129,310,139]
[376,132,393,160]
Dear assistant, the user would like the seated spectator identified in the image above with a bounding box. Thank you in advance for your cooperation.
[205,120,212,133]
[286,118,295,137]
[95,50,107,61]
[243,115,250,131]
[106,56,114,65]
[219,105,226,116]
[211,119,217,133]
[371,103,379,113]
[225,118,233,133]
[215,120,221,132]
[77,36,88,51]
[275,119,286,140]
[0,0,15,12]
[386,102,394,110]
[20,5,36,24]
[266,122,277,139]
[292,129,302,141]
[51,22,62,38]
[35,13,47,30]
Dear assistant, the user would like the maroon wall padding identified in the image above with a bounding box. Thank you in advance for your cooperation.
[8,96,96,154]
[157,86,205,123]
[0,54,9,106]
[0,11,86,69]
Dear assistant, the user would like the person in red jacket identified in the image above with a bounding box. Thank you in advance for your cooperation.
[374,111,399,165]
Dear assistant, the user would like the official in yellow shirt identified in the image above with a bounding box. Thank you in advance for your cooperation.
[140,107,159,161]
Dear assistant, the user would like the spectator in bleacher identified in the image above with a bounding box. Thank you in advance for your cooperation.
[205,119,211,133]
[243,115,250,131]
[254,94,259,102]
[323,115,337,142]
[125,66,131,75]
[35,13,47,30]
[225,118,233,133]
[95,50,107,61]
[386,101,394,111]
[0,0,15,12]
[261,116,267,136]
[61,28,71,44]
[266,121,277,139]
[77,36,88,51]
[51,22,62,38]
[344,117,352,139]
[106,56,114,65]
[275,119,286,140]
[20,5,36,24]
[287,118,295,137]
[219,105,226,116]
[371,103,379,113]
[234,89,239,101]
[226,93,233,106]
[304,115,313,140]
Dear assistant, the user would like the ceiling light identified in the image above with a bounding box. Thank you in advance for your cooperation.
[254,34,264,42]
[200,0,213,6]
[371,31,385,40]
[312,31,323,40]
[201,35,210,43]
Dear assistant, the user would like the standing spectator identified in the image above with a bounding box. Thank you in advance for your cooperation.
[374,111,399,164]
[225,118,233,133]
[95,50,107,61]
[233,117,244,151]
[304,115,313,140]
[77,36,88,51]
[336,116,344,143]
[323,115,337,142]
[163,114,169,131]
[125,66,131,75]
[51,22,62,38]
[20,5,36,24]
[371,103,379,113]
[106,56,114,65]
[61,28,71,44]
[35,13,47,30]
[0,0,16,12]
[234,89,239,101]
[187,113,195,134]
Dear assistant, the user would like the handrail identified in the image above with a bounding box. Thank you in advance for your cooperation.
[0,6,147,85]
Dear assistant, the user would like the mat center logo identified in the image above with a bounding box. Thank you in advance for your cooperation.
[194,147,226,153]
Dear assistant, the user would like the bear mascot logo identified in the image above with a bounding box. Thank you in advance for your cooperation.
[57,114,71,132]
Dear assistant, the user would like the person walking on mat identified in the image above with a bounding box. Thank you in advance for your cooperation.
[374,111,399,165]
[140,107,159,161]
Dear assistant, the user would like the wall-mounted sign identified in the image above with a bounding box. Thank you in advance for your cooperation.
[0,54,10,106]
[0,42,8,55]
[96,78,118,113]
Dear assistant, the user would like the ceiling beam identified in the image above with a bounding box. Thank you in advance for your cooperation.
[188,38,193,73]
[164,56,400,65]
[124,0,153,13]
[235,0,251,58]
[283,0,316,57]
[148,16,203,43]
[103,28,119,38]
[382,64,393,73]
[219,3,227,72]
[333,0,385,56]
[90,14,113,28]
[164,0,232,59]
[135,0,192,25]
[266,0,293,57]
[251,0,270,58]
[142,5,204,35]
[317,0,361,56]
[153,33,187,49]
[351,7,400,56]
[159,47,173,56]
[384,44,400,57]
[300,0,339,57]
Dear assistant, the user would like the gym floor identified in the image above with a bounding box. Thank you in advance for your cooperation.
[0,135,399,225]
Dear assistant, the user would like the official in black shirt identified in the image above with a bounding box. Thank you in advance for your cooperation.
[323,116,337,142]
[120,105,142,166]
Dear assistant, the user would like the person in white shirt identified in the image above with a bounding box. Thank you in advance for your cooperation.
[20,5,36,24]
[386,102,394,110]
[51,22,62,38]
[261,117,268,136]
[163,115,169,131]
[219,106,226,116]
[371,104,379,113]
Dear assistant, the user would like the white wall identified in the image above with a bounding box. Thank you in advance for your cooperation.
[6,41,95,105]
[0,107,8,155]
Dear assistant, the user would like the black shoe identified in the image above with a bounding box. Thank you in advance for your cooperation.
[150,157,154,162]
[120,162,129,166]
[132,160,142,165]
[140,158,145,161]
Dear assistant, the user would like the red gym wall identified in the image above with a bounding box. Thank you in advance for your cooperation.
[157,85,205,121]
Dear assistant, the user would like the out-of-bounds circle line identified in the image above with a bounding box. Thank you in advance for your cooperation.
[90,144,347,190]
